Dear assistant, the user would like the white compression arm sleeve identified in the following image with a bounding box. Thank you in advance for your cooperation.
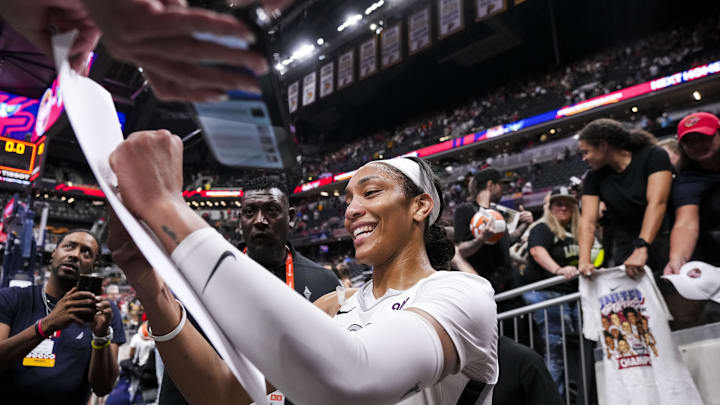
[171,228,444,405]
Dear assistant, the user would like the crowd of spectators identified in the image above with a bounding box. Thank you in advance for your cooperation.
[294,15,720,183]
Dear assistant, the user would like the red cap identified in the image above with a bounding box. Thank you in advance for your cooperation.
[677,112,720,141]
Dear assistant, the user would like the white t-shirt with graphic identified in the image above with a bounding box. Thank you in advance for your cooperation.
[334,271,499,405]
[579,267,702,405]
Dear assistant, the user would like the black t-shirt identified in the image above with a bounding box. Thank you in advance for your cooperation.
[454,202,512,292]
[492,336,563,405]
[583,145,672,234]
[522,222,579,293]
[0,284,126,405]
[159,245,340,405]
[671,163,720,264]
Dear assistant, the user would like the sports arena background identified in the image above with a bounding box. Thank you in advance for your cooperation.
[0,0,719,403]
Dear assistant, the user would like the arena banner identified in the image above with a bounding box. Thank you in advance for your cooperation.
[438,0,464,39]
[475,0,507,21]
[337,49,354,89]
[359,37,378,79]
[287,81,299,113]
[320,62,334,98]
[302,72,316,106]
[408,7,431,55]
[381,24,402,68]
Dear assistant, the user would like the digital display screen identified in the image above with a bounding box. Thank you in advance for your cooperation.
[0,137,34,172]
[194,91,290,169]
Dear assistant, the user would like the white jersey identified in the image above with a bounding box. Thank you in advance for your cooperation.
[333,271,499,405]
[579,267,703,405]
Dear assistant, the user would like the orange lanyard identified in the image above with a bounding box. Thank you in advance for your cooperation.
[244,246,294,289]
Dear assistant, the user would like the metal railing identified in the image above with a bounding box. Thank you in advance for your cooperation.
[495,275,591,405]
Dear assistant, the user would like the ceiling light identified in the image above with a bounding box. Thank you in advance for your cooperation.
[338,14,363,31]
[370,23,377,30]
[317,38,324,45]
[693,91,702,100]
[631,106,639,113]
[291,44,315,60]
[320,191,329,197]
[365,0,384,15]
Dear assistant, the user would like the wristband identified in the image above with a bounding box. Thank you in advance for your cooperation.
[36,319,50,339]
[92,326,114,344]
[148,299,186,342]
[91,339,112,349]
[632,238,650,249]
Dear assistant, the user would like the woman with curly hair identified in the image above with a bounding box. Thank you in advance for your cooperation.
[576,118,673,279]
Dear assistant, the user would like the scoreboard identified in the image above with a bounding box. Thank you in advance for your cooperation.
[0,138,36,172]
[0,136,47,187]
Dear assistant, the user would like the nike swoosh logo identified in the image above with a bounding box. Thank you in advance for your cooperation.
[202,251,236,294]
[400,384,421,400]
[610,285,620,291]
[337,308,356,315]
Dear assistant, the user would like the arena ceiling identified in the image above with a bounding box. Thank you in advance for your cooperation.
[0,0,718,171]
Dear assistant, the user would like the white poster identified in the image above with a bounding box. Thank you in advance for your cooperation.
[319,62,334,98]
[438,0,464,39]
[381,24,402,68]
[359,37,377,79]
[337,50,354,89]
[302,72,316,106]
[52,31,269,405]
[476,0,507,20]
[288,81,298,113]
[408,7,431,55]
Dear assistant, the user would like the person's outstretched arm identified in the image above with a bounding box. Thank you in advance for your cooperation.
[664,205,699,275]
[623,170,672,277]
[578,195,599,277]
[108,130,497,405]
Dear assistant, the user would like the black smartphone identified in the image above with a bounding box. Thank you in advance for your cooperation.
[190,4,297,169]
[76,273,103,322]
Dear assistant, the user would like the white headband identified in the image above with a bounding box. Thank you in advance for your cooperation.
[370,157,441,226]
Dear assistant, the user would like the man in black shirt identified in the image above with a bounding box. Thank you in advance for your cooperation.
[160,177,340,405]
[454,168,532,292]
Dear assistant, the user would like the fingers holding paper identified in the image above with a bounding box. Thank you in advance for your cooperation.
[78,0,268,100]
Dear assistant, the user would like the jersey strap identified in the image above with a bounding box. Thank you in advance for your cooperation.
[456,380,487,405]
